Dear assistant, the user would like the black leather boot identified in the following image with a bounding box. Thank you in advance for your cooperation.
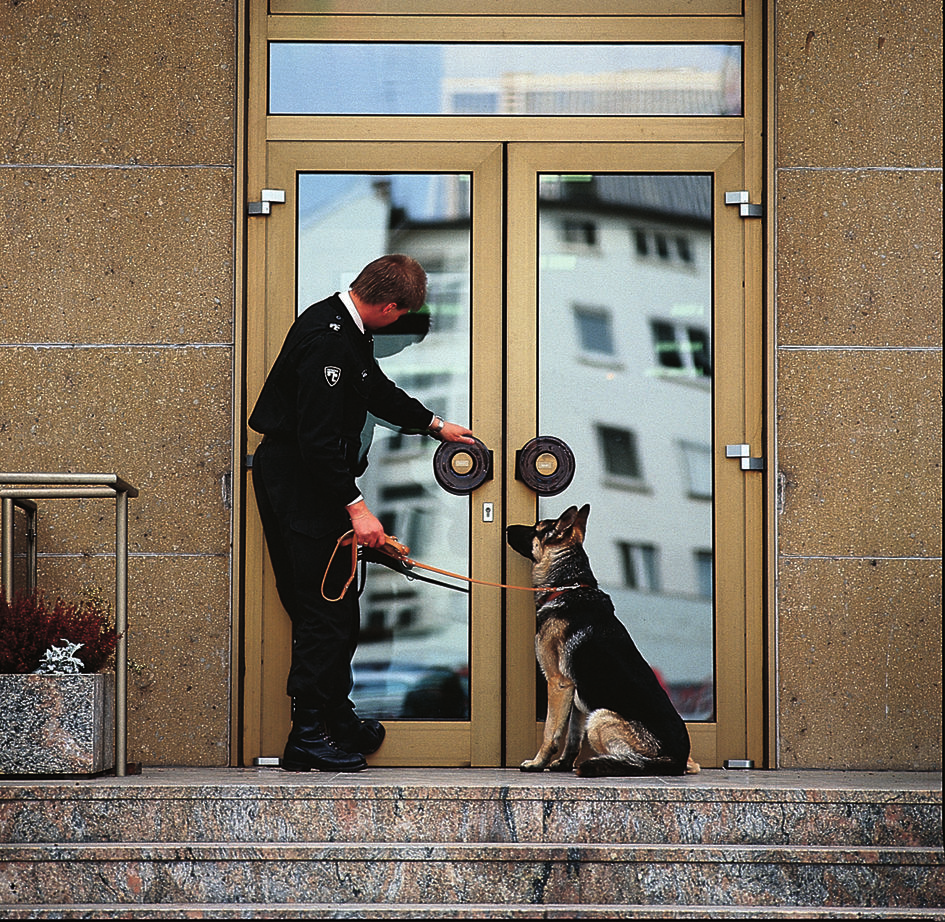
[325,703,386,755]
[282,705,367,772]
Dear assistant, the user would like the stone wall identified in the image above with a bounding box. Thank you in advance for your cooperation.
[0,1,238,765]
[1,0,940,769]
[774,0,943,768]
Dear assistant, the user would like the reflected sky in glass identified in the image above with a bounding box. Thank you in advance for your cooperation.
[270,43,742,116]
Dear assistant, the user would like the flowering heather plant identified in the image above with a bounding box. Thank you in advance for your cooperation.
[0,588,118,674]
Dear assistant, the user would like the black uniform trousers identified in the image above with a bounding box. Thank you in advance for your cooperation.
[252,436,360,714]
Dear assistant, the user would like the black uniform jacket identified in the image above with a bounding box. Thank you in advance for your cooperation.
[249,294,432,537]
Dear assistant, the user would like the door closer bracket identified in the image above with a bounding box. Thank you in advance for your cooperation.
[726,444,764,471]
[725,190,763,218]
[248,189,286,216]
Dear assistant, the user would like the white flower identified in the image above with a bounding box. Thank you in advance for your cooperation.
[34,640,86,675]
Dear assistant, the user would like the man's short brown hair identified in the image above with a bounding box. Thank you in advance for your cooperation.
[350,254,427,314]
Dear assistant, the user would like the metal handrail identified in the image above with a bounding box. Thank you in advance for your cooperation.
[0,473,138,777]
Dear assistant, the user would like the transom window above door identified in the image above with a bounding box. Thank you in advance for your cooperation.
[269,43,742,116]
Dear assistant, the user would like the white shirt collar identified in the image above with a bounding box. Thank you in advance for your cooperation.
[338,290,365,334]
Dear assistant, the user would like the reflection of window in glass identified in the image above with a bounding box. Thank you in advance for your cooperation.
[598,425,642,480]
[681,441,713,499]
[687,327,712,376]
[675,235,694,264]
[651,321,712,378]
[633,228,696,266]
[378,484,426,552]
[652,321,684,369]
[361,592,418,643]
[655,232,670,260]
[363,594,418,639]
[381,390,447,455]
[618,542,660,592]
[561,219,598,248]
[574,305,615,356]
[429,277,465,333]
[695,550,714,599]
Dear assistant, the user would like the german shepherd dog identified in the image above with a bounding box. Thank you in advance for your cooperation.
[506,504,700,777]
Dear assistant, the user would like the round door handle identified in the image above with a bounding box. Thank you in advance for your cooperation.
[433,437,494,495]
[516,436,576,496]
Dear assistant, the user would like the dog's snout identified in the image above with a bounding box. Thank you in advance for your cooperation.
[505,524,536,561]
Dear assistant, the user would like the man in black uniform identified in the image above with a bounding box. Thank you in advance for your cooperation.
[249,255,474,772]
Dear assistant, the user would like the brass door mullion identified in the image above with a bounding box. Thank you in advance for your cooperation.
[504,144,543,766]
[467,143,506,766]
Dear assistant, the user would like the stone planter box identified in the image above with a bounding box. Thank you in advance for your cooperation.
[0,673,115,775]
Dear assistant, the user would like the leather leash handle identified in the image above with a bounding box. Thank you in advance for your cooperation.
[320,531,360,602]
[322,530,581,600]
[321,531,412,602]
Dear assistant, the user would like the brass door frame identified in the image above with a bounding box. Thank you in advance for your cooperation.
[505,142,758,768]
[241,0,767,767]
[245,142,505,766]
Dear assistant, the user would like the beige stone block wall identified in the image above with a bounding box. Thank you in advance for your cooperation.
[0,2,237,766]
[774,0,943,768]
[3,0,941,771]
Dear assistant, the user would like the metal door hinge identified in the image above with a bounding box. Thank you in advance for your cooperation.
[248,189,286,216]
[726,444,764,471]
[725,190,763,218]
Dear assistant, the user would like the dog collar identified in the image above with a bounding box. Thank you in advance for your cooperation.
[540,584,594,606]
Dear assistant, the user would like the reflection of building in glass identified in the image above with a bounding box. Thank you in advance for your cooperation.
[444,63,741,116]
[270,43,742,118]
[297,175,473,720]
[534,174,715,719]
[297,171,715,720]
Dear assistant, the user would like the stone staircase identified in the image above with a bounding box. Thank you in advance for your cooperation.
[0,767,942,918]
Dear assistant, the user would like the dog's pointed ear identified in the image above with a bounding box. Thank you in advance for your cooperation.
[564,504,590,542]
[554,505,579,536]
[575,504,590,533]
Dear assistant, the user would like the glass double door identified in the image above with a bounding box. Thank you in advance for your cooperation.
[244,140,762,768]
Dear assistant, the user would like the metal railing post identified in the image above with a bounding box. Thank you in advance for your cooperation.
[115,490,129,777]
[1,497,12,603]
[25,503,37,594]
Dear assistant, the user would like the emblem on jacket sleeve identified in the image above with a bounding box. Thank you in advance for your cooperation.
[324,366,342,386]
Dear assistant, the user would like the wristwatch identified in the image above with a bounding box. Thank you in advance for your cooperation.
[429,415,445,434]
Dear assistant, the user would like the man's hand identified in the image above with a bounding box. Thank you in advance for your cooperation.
[347,501,387,548]
[439,421,476,445]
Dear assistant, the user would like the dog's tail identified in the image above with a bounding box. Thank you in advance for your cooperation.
[576,754,688,778]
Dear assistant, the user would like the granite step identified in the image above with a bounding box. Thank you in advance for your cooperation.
[2,904,945,919]
[1,842,943,908]
[1,769,941,916]
[1,770,941,848]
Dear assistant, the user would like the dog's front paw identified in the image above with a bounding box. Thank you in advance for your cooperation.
[548,757,575,772]
[520,757,547,772]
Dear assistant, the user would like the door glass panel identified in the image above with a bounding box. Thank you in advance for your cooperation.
[297,173,472,720]
[271,44,742,116]
[536,172,715,721]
